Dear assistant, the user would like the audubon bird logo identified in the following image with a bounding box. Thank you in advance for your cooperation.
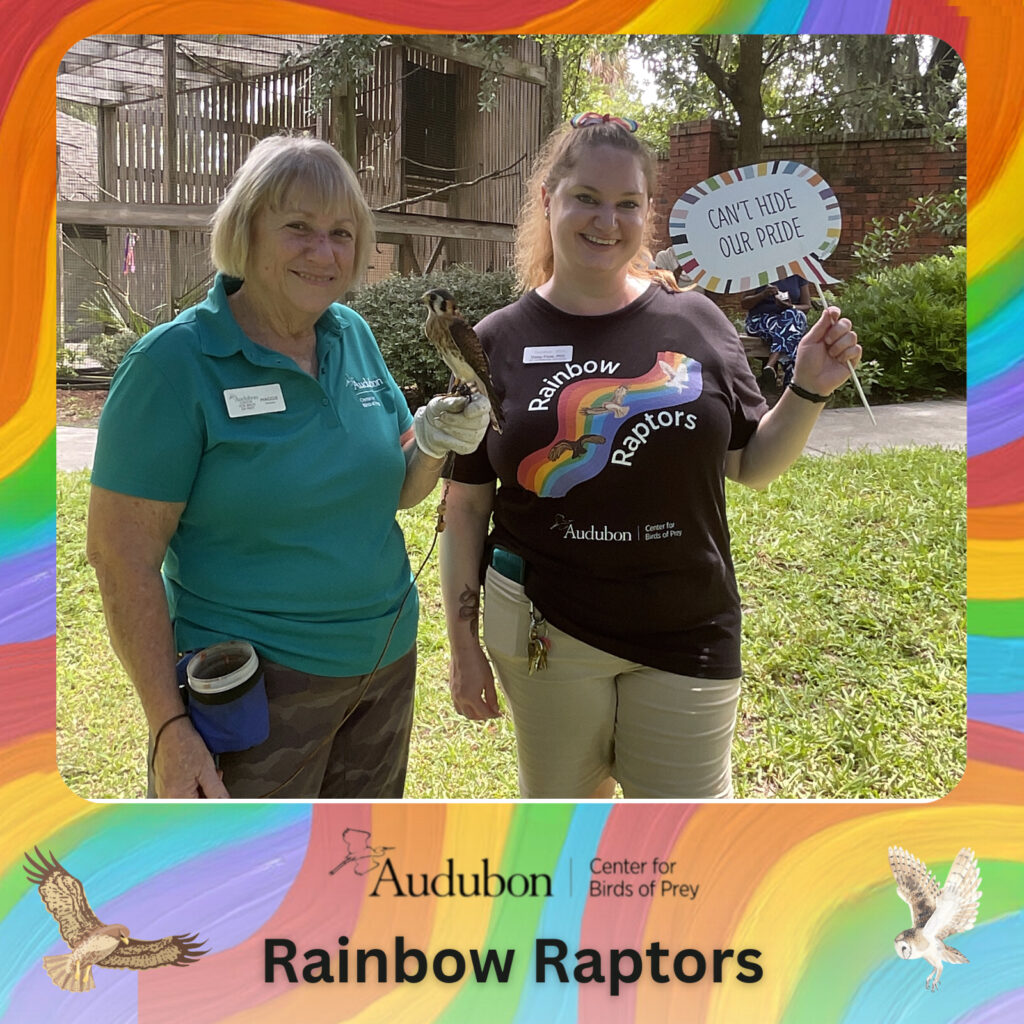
[888,845,982,991]
[420,288,505,432]
[24,847,206,992]
[329,827,396,876]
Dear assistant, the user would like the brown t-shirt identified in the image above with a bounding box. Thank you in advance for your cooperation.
[449,283,768,678]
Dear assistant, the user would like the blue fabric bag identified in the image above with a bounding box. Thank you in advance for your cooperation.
[175,641,269,754]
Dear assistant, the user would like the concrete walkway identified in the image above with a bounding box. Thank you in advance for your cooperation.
[803,398,965,456]
[56,399,966,473]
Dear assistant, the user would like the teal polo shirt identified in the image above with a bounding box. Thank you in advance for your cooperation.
[92,274,417,676]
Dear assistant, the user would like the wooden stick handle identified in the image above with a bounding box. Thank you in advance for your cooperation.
[811,282,876,427]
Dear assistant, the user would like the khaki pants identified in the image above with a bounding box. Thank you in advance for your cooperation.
[483,567,740,799]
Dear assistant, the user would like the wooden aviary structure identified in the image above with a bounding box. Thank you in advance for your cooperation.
[57,34,547,334]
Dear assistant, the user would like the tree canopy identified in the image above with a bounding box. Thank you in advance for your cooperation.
[631,34,965,160]
[284,34,965,165]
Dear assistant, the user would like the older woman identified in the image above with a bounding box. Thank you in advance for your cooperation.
[87,135,489,799]
[440,115,860,799]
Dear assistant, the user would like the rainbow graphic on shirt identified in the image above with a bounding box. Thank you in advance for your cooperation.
[517,351,701,498]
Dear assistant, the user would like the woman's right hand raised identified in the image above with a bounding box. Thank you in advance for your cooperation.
[449,643,501,721]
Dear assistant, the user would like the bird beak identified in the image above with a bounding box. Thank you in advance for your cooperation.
[121,936,130,945]
[418,292,430,304]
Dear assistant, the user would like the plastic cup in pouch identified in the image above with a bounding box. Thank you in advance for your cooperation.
[182,641,270,754]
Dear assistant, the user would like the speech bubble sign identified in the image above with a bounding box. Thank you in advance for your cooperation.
[667,161,842,293]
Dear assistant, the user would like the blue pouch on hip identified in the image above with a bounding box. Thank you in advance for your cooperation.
[175,641,270,755]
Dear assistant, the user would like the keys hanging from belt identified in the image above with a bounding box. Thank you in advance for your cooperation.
[528,604,549,675]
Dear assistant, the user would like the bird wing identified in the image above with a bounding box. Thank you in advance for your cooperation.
[888,846,939,930]
[448,319,494,383]
[939,942,969,964]
[342,828,373,857]
[24,847,103,947]
[925,848,982,941]
[449,318,504,422]
[100,932,207,971]
[580,435,606,445]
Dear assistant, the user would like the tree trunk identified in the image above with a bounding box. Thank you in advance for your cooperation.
[540,41,563,137]
[733,36,765,165]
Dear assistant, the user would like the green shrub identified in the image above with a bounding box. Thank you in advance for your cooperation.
[86,329,141,372]
[348,265,521,408]
[852,187,966,272]
[79,288,153,372]
[833,246,965,398]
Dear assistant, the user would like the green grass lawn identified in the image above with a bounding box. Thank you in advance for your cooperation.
[57,446,965,801]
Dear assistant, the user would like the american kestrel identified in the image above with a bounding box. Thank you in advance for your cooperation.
[419,288,504,432]
[888,845,982,991]
[24,847,206,992]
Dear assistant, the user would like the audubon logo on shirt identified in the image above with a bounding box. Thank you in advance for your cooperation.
[550,515,633,543]
[346,375,386,408]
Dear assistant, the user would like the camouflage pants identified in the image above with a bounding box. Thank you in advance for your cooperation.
[150,646,416,799]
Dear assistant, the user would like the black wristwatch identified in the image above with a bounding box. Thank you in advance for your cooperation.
[787,381,830,403]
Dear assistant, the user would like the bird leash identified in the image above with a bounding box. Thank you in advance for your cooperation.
[259,461,454,798]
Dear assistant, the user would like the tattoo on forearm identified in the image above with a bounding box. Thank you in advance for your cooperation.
[458,585,480,633]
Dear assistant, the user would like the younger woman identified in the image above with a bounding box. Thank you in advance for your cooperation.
[440,115,860,799]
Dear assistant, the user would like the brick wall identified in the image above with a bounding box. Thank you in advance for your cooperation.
[654,119,965,314]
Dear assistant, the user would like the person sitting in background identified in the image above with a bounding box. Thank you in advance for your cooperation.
[653,247,703,293]
[741,274,811,392]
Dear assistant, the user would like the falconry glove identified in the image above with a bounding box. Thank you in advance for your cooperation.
[413,393,492,460]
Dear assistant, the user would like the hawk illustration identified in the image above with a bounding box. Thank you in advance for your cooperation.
[24,847,206,992]
[329,827,395,876]
[548,435,606,461]
[889,845,982,991]
[420,288,504,432]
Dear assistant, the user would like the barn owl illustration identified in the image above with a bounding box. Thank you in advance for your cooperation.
[659,359,689,391]
[24,847,206,992]
[888,845,981,991]
[420,288,504,432]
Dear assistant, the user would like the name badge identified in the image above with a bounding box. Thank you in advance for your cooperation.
[523,346,573,364]
[223,384,286,418]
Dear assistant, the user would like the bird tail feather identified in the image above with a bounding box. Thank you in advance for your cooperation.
[942,943,969,964]
[43,953,94,992]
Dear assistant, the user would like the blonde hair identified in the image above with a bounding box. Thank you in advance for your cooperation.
[514,121,664,292]
[210,134,374,291]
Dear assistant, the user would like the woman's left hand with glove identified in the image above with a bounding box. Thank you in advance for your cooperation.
[413,393,492,460]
